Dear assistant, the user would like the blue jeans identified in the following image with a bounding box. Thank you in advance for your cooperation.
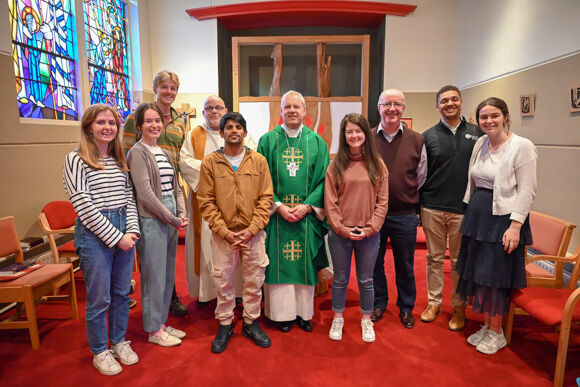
[372,213,419,313]
[328,229,380,315]
[75,208,134,354]
[136,195,177,333]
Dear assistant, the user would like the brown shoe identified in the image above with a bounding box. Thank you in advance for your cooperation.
[420,305,441,322]
[448,306,466,331]
[370,308,385,322]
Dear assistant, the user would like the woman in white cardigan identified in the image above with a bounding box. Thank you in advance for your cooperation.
[455,97,537,355]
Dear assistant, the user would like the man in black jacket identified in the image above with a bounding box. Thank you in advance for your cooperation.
[419,85,483,331]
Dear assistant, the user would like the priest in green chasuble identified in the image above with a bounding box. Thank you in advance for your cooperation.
[257,90,330,333]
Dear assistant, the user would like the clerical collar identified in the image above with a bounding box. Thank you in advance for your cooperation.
[377,122,404,143]
[282,123,303,138]
[441,117,464,135]
[203,122,220,132]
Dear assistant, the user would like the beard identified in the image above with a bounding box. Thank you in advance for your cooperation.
[206,117,221,130]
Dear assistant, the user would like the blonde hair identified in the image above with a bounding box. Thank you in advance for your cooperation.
[153,70,180,89]
[77,104,128,171]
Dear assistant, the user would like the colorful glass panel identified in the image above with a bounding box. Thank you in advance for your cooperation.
[9,0,78,119]
[83,0,131,120]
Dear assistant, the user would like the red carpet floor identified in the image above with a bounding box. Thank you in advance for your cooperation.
[1,244,579,386]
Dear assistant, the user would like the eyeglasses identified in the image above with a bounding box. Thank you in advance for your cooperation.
[378,102,405,109]
[204,105,226,112]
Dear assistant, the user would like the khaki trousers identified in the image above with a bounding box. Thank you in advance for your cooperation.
[211,231,268,324]
[421,207,465,308]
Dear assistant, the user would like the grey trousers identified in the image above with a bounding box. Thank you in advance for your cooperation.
[137,195,178,333]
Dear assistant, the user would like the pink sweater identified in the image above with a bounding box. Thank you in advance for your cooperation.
[324,155,389,238]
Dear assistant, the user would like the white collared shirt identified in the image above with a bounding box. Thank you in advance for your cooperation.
[440,117,464,135]
[281,123,304,137]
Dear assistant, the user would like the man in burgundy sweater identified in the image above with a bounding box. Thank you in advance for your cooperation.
[370,89,427,329]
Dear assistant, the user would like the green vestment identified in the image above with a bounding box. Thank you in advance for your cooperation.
[257,125,330,286]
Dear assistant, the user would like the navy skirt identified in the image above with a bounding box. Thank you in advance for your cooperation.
[455,188,532,316]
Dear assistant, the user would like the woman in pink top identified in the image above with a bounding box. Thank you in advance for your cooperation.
[324,113,389,343]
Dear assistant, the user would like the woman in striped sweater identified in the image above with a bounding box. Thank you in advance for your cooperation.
[63,104,140,376]
[126,103,188,348]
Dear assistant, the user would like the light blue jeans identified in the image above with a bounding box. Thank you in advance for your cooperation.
[328,228,380,315]
[75,207,134,355]
[137,195,178,333]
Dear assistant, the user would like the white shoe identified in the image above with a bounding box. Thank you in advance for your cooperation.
[361,319,375,343]
[166,326,186,339]
[112,340,139,365]
[93,349,122,376]
[329,317,344,341]
[476,329,507,354]
[148,332,182,347]
[467,325,489,346]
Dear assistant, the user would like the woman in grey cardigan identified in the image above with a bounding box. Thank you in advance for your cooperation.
[127,103,188,347]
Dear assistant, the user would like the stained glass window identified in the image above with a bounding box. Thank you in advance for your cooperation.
[83,0,131,120]
[9,0,78,119]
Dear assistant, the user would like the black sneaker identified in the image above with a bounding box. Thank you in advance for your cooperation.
[170,290,187,317]
[211,324,233,353]
[242,321,271,348]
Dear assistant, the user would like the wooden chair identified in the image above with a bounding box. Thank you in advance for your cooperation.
[0,216,78,349]
[505,244,580,387]
[526,211,576,288]
[38,201,78,268]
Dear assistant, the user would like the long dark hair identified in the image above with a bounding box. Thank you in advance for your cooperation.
[332,113,385,187]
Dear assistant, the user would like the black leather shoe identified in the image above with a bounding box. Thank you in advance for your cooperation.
[211,324,233,353]
[296,316,312,332]
[170,290,188,317]
[399,312,415,329]
[196,298,211,307]
[276,321,293,333]
[370,308,385,323]
[242,321,271,348]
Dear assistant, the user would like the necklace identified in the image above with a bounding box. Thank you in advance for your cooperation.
[284,128,303,177]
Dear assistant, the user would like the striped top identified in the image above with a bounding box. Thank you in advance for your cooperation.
[143,143,174,195]
[63,151,140,247]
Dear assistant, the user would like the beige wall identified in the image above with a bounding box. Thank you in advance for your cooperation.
[461,53,580,251]
[454,0,580,88]
[385,0,456,92]
[403,92,440,133]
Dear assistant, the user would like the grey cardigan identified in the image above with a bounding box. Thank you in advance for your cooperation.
[127,141,186,227]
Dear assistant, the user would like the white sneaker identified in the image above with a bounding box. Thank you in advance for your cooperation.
[93,349,122,376]
[361,319,375,343]
[476,329,507,354]
[148,332,182,347]
[329,317,344,341]
[112,340,139,365]
[467,325,489,346]
[166,326,186,339]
